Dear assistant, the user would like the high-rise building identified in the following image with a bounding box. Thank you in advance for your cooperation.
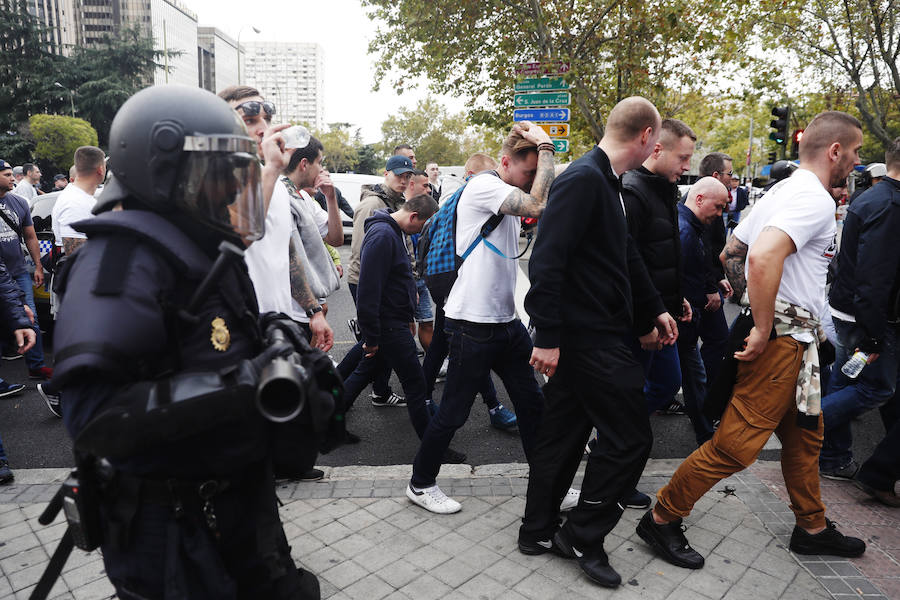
[197,26,240,94]
[20,0,77,55]
[242,41,324,130]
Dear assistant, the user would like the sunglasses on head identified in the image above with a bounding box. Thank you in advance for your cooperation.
[235,100,276,119]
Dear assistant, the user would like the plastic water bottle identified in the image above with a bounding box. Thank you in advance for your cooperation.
[282,125,310,149]
[840,351,869,379]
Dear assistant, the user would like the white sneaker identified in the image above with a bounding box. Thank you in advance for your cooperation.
[560,488,580,512]
[406,483,461,514]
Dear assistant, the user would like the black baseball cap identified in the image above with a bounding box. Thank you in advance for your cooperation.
[0,160,11,172]
[53,174,67,181]
[385,155,415,175]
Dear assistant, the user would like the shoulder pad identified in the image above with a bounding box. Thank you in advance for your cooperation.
[72,210,210,280]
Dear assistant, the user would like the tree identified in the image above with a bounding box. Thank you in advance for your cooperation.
[380,98,503,166]
[28,114,98,171]
[363,0,758,145]
[355,144,380,175]
[314,123,363,173]
[759,0,900,149]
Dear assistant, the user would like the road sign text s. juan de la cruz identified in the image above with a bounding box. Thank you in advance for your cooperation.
[513,92,570,108]
[513,108,569,122]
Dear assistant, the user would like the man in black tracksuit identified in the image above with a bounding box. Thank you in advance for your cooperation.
[519,97,677,589]
[820,141,900,502]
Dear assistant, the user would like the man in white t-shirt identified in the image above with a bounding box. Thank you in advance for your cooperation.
[51,146,105,255]
[12,163,42,204]
[640,111,867,568]
[406,121,556,514]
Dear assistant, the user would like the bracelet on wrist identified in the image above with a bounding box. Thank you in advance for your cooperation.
[537,142,556,154]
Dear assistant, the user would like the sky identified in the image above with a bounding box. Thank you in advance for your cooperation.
[185,0,465,143]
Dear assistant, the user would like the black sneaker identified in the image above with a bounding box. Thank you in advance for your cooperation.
[1,353,22,361]
[0,382,25,398]
[662,399,687,415]
[347,319,362,342]
[0,459,13,484]
[300,468,324,482]
[443,448,467,464]
[636,510,705,569]
[554,527,621,588]
[789,519,866,558]
[517,534,560,556]
[820,459,859,481]
[38,384,62,418]
[623,489,652,509]
[371,392,406,407]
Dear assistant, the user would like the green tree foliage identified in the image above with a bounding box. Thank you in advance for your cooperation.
[356,144,380,175]
[314,123,366,173]
[28,114,98,171]
[759,0,900,149]
[362,0,757,145]
[380,98,503,166]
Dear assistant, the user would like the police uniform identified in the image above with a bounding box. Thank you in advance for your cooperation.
[48,86,321,600]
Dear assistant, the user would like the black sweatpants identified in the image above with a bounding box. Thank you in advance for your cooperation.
[520,343,652,556]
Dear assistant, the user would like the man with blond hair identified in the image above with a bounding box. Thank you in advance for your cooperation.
[638,111,867,569]
[406,122,556,514]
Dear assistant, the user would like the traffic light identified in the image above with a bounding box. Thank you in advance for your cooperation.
[768,151,777,164]
[790,129,803,160]
[770,106,790,146]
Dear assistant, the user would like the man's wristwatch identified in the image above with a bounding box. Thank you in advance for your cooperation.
[305,305,323,318]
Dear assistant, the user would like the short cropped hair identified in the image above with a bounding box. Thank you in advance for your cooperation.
[217,85,261,103]
[402,193,439,219]
[22,163,36,176]
[799,111,862,161]
[410,169,427,178]
[285,136,324,174]
[605,97,660,142]
[698,152,733,177]
[74,146,105,176]
[393,144,413,154]
[465,153,497,175]
[501,128,537,160]
[886,137,900,171]
[660,118,697,146]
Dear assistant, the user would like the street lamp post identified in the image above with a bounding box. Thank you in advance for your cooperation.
[54,82,74,118]
[236,26,260,85]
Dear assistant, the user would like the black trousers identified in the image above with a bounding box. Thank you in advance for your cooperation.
[520,344,651,556]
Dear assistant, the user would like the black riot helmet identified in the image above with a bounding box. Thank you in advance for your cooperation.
[769,160,798,183]
[98,85,265,243]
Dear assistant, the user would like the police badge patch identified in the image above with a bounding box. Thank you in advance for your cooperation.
[211,317,231,352]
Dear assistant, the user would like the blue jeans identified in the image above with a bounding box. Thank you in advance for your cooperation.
[422,303,499,407]
[338,324,430,438]
[7,272,45,370]
[346,283,392,398]
[411,319,543,487]
[632,340,681,414]
[820,318,900,470]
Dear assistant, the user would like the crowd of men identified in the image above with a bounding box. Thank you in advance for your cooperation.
[0,79,897,598]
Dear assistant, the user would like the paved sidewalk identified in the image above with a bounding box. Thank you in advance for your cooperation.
[0,459,896,599]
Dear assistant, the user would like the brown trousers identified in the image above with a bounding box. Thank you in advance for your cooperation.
[656,336,826,530]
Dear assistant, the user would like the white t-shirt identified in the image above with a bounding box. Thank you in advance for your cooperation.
[51,184,96,247]
[298,188,330,239]
[12,181,38,204]
[245,183,299,319]
[444,174,521,323]
[733,168,836,340]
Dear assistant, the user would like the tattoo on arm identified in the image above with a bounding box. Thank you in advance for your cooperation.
[62,237,86,256]
[288,238,318,311]
[721,236,749,299]
[498,149,555,217]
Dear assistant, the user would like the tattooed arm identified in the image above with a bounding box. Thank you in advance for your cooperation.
[720,234,749,300]
[498,148,555,218]
[62,237,87,256]
[289,237,334,350]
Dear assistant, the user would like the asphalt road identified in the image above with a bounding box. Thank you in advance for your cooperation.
[0,243,886,471]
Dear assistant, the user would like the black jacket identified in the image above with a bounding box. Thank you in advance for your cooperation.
[357,209,416,347]
[829,177,900,351]
[677,202,718,310]
[622,166,683,316]
[526,147,665,350]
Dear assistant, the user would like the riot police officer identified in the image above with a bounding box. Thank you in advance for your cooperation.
[47,85,325,599]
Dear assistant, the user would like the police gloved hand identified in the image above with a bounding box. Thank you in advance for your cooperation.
[818,339,836,366]
[259,312,312,354]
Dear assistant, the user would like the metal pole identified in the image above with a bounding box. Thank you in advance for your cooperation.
[237,29,242,85]
[746,117,753,180]
[69,91,75,118]
[163,20,169,83]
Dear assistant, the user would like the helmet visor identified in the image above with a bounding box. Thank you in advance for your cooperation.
[175,136,265,243]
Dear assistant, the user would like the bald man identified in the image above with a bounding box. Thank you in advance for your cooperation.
[676,177,730,446]
[520,97,677,589]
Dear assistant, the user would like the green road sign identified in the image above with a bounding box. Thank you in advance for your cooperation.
[553,139,569,152]
[513,92,571,108]
[514,77,570,92]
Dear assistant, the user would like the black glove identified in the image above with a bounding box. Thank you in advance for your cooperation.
[259,312,312,354]
[818,339,836,366]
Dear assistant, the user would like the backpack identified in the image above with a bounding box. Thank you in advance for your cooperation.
[417,171,504,304]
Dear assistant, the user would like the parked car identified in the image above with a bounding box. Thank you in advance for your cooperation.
[330,173,383,239]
